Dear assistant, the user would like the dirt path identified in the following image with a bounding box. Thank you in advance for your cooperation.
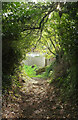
[2,77,78,119]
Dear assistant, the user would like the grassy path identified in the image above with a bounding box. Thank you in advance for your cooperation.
[2,77,78,119]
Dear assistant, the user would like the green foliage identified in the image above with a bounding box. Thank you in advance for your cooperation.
[24,65,46,78]
[2,1,78,101]
[56,72,76,100]
[58,2,78,94]
[45,61,56,78]
[12,75,21,87]
[2,2,52,90]
[2,64,24,93]
[24,65,38,77]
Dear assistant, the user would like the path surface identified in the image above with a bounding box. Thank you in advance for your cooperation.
[2,77,78,119]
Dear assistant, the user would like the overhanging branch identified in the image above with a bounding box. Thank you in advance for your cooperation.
[23,4,55,31]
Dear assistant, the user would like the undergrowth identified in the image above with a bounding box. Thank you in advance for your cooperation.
[24,64,46,78]
[2,65,25,94]
[47,59,78,103]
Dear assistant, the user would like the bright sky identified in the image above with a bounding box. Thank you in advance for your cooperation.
[32,0,37,3]
[32,0,46,3]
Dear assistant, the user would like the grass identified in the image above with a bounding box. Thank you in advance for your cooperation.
[24,64,46,78]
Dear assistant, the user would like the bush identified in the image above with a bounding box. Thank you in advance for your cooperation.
[45,61,56,78]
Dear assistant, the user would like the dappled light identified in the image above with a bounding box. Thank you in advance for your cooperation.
[2,1,78,119]
[2,77,78,119]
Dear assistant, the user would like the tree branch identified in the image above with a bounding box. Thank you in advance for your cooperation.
[50,38,56,51]
[47,47,56,56]
[44,39,56,56]
[23,4,55,31]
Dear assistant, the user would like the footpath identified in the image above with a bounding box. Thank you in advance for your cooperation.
[2,77,78,119]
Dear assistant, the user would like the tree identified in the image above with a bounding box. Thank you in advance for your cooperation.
[3,2,57,89]
[2,2,58,73]
[2,1,78,96]
[57,2,78,92]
